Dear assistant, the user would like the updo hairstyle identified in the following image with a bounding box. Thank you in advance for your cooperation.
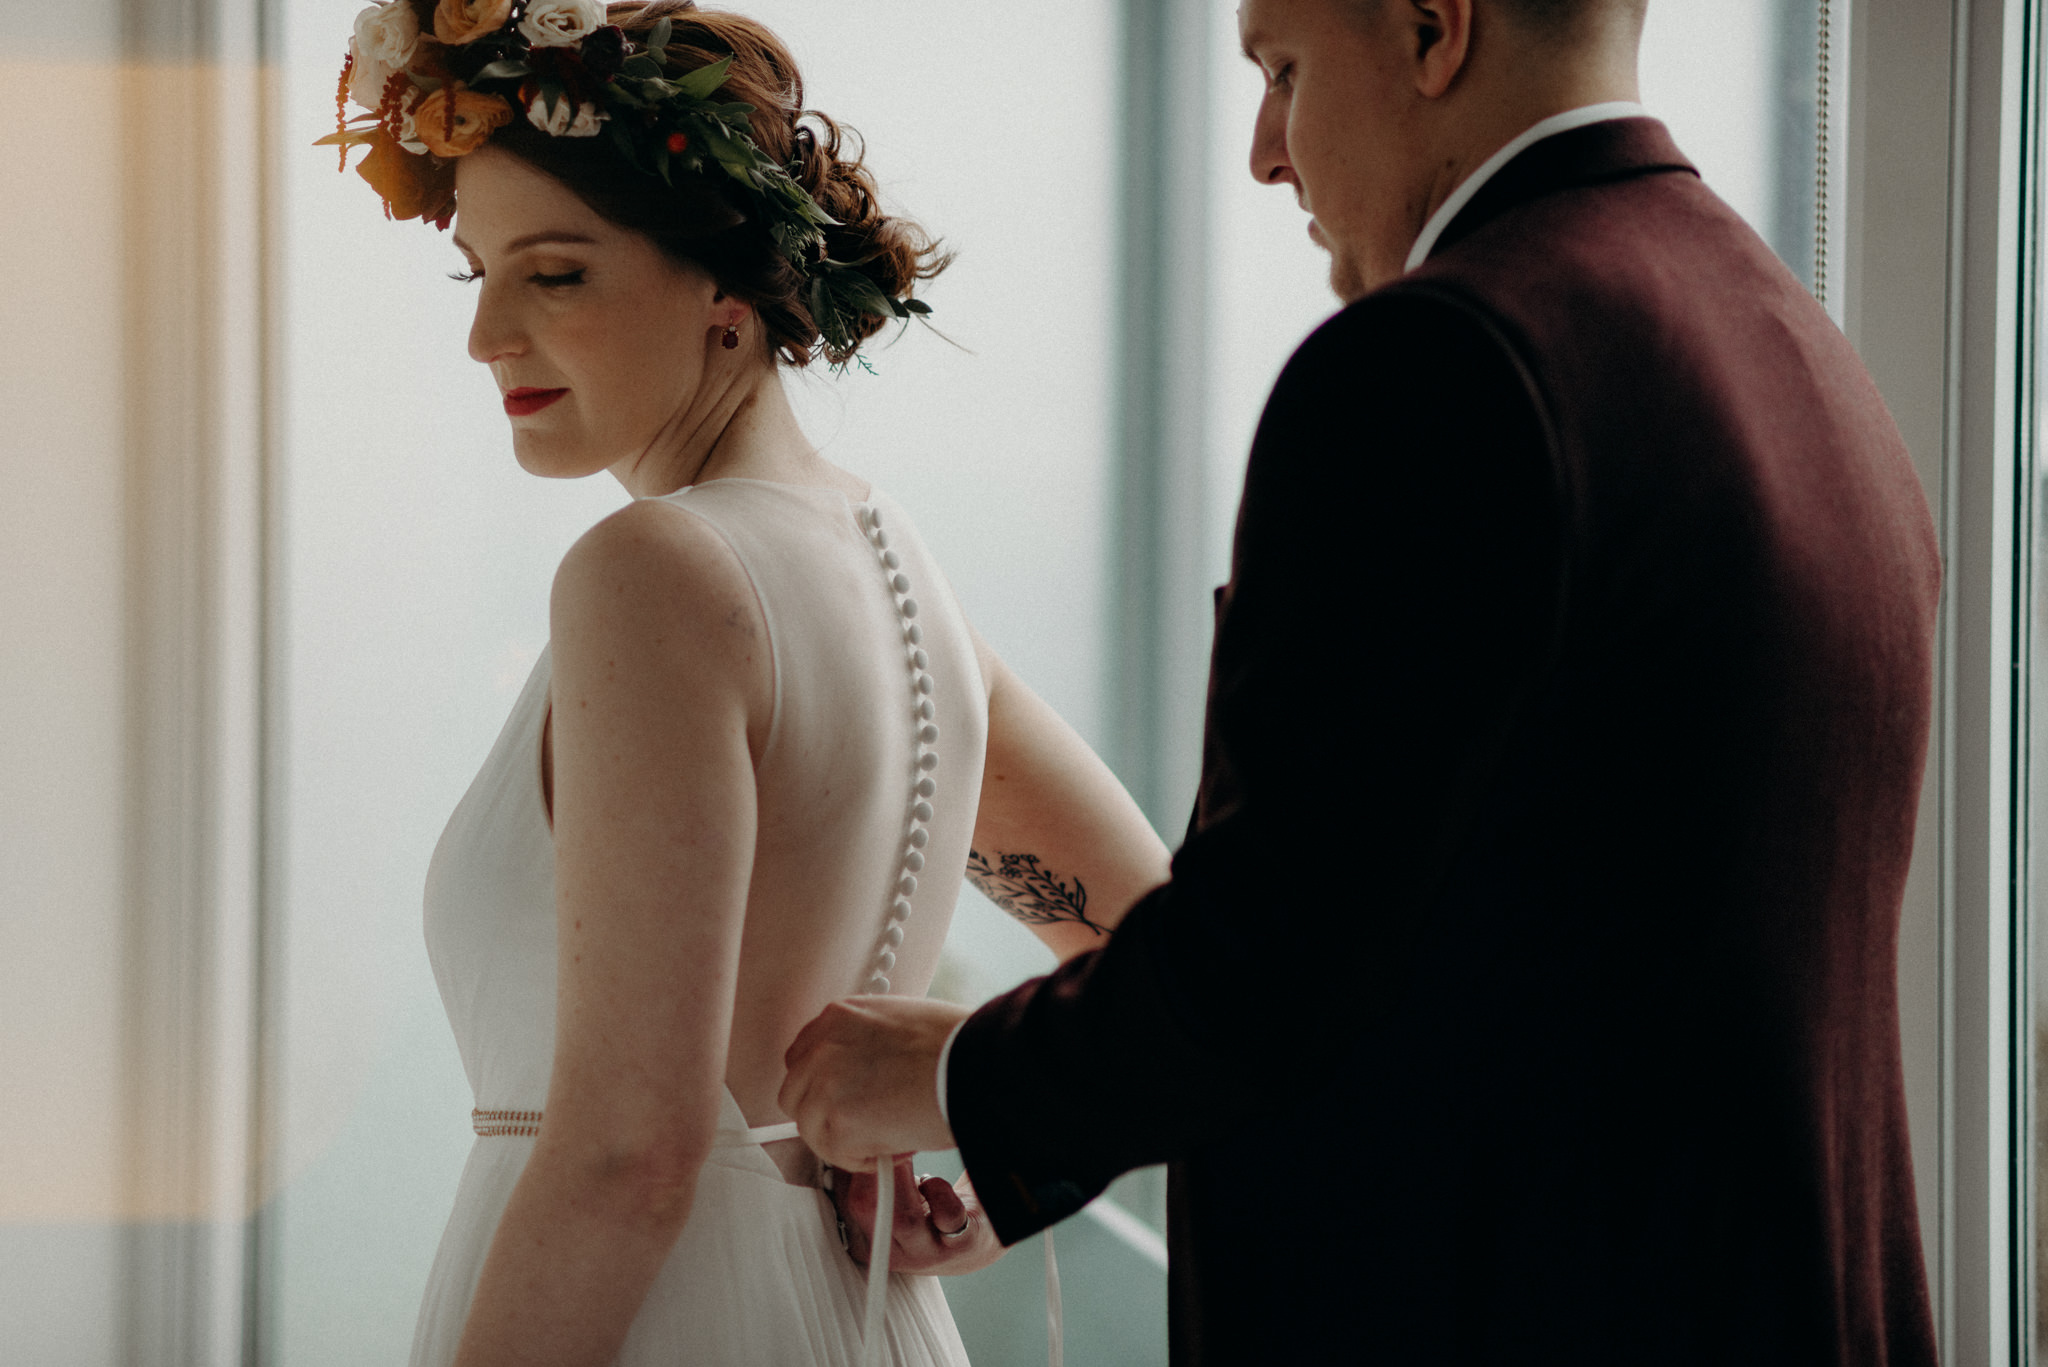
[487,1,949,367]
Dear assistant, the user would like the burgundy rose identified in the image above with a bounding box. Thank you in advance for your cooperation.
[579,25,626,80]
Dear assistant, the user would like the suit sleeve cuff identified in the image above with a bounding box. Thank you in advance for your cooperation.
[936,1017,966,1130]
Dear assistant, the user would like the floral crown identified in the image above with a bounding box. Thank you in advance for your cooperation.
[317,0,932,363]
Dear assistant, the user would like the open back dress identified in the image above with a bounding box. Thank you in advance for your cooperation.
[409,479,986,1366]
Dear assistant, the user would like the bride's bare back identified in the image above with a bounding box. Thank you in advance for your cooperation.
[673,480,987,1121]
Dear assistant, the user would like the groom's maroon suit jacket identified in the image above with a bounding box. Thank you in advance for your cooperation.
[947,119,1940,1364]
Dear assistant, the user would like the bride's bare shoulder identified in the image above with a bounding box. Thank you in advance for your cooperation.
[549,498,769,710]
[554,496,754,611]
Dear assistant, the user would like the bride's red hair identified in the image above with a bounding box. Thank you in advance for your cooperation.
[484,2,950,367]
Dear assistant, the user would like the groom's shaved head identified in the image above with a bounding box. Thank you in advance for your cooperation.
[1495,0,1647,34]
[1245,0,1644,298]
[1343,0,1647,41]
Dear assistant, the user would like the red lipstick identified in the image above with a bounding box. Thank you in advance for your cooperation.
[503,387,567,417]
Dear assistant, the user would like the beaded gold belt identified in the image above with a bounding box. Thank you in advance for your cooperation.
[469,1107,804,1148]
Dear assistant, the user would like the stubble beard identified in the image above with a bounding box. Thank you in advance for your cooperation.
[1325,242,1386,305]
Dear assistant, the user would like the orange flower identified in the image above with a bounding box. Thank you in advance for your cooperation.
[415,85,514,157]
[432,0,513,46]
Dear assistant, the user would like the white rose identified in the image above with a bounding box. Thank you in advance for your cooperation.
[526,93,608,137]
[352,1,421,70]
[395,90,429,154]
[517,0,605,48]
[347,46,397,111]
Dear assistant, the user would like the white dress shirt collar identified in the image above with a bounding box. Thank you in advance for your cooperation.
[1403,100,1649,273]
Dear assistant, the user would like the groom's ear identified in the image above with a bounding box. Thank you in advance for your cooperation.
[1405,0,1474,98]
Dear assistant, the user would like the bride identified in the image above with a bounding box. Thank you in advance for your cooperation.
[322,2,1169,1363]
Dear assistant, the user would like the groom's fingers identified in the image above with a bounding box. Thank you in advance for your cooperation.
[783,994,961,1168]
[921,1176,968,1235]
[778,1009,834,1116]
[781,1001,839,1075]
[782,1001,888,1169]
[882,1155,935,1257]
[782,1018,854,1165]
[829,1165,881,1268]
[829,1157,926,1258]
[890,1156,927,1226]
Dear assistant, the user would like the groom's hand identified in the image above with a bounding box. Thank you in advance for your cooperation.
[780,994,966,1169]
[826,1158,1004,1276]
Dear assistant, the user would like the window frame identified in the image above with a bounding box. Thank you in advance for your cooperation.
[1847,0,2041,1358]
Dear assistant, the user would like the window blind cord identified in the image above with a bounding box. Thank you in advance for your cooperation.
[1816,0,1832,308]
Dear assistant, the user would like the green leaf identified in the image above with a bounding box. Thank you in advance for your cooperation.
[901,298,932,316]
[622,53,662,78]
[538,77,568,118]
[472,59,531,81]
[831,270,900,321]
[606,121,639,165]
[700,123,755,180]
[674,55,734,101]
[647,17,672,57]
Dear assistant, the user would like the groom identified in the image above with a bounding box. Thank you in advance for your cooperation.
[784,0,1942,1360]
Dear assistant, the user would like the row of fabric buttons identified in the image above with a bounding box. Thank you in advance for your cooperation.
[861,504,936,994]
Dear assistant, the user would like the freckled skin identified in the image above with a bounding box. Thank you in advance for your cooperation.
[456,150,732,487]
[451,145,857,503]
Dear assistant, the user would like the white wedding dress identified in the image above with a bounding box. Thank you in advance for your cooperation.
[409,479,985,1366]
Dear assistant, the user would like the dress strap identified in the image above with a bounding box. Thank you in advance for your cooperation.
[713,1120,801,1147]
[860,1159,895,1367]
[856,1158,1064,1367]
[1044,1226,1063,1367]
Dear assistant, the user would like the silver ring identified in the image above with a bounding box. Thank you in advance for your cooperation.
[937,1213,974,1241]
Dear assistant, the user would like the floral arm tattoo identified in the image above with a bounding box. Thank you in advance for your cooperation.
[966,850,1108,938]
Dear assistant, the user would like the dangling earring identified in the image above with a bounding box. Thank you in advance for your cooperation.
[722,323,740,351]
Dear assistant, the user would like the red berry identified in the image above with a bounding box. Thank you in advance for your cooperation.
[667,132,689,154]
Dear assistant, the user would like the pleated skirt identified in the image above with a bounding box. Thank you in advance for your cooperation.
[408,1136,971,1366]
